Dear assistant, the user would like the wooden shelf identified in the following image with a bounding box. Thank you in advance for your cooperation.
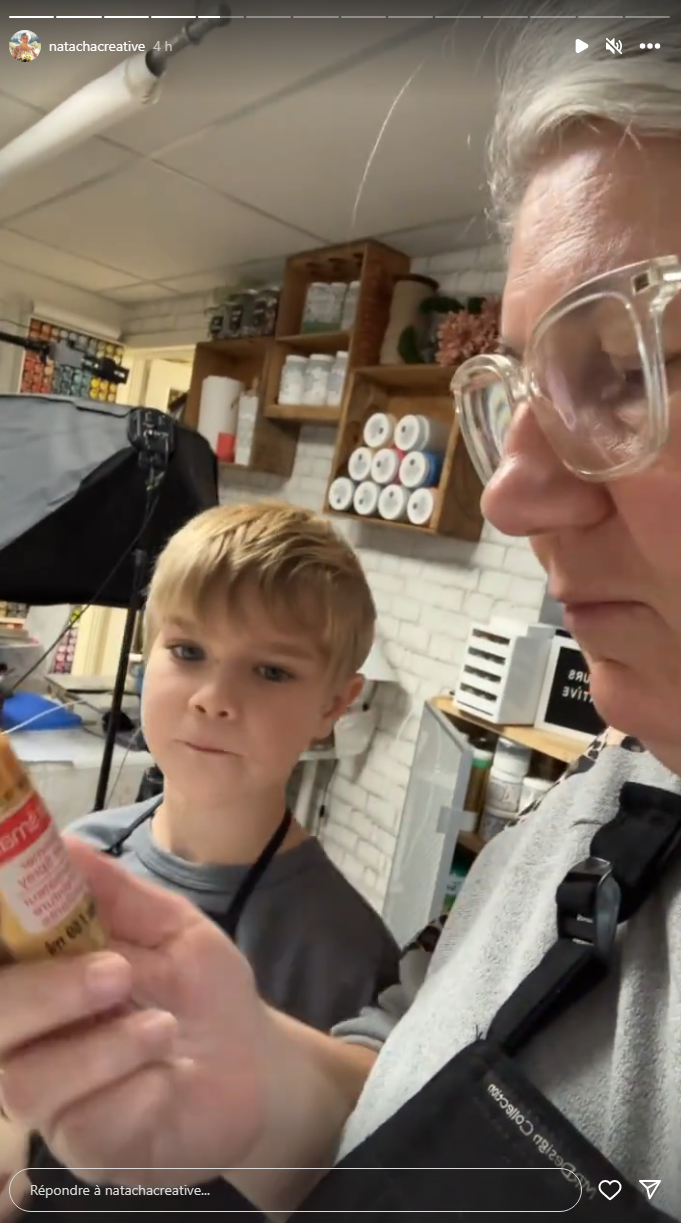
[186,337,298,478]
[264,403,341,425]
[433,695,585,764]
[264,239,410,442]
[276,332,350,355]
[352,363,453,392]
[200,336,272,359]
[324,364,483,541]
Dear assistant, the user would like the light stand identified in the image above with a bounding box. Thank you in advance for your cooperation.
[93,409,174,811]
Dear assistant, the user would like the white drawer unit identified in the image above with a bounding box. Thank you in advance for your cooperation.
[383,702,473,947]
[455,618,555,726]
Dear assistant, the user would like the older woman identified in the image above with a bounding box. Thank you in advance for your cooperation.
[1,5,680,1222]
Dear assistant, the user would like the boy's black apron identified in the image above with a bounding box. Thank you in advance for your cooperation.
[24,806,292,1216]
[295,781,681,1221]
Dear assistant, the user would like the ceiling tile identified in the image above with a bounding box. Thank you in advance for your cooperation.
[377,214,496,258]
[0,92,43,146]
[160,253,287,294]
[157,269,236,295]
[0,139,134,224]
[105,13,431,156]
[11,161,322,280]
[0,228,139,292]
[156,23,496,242]
[105,283,179,302]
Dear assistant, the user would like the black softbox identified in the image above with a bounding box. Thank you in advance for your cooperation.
[0,394,218,607]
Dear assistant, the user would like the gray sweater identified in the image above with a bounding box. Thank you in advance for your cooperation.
[334,730,681,1220]
[69,800,400,1031]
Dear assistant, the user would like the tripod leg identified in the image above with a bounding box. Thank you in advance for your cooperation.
[92,554,145,811]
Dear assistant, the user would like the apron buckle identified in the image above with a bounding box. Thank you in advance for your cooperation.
[556,856,621,963]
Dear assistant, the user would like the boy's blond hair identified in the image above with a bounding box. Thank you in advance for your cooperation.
[144,501,376,681]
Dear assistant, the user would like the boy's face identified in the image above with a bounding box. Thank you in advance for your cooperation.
[141,593,361,807]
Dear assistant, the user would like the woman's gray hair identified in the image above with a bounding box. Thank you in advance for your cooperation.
[489,1,681,243]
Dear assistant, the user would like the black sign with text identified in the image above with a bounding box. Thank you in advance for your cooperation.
[541,642,606,737]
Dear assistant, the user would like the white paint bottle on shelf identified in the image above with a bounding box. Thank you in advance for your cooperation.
[353,480,380,517]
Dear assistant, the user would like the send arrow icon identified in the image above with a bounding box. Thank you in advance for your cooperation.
[640,1181,661,1201]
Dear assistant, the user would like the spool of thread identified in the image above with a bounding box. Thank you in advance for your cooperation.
[407,487,436,527]
[379,275,438,365]
[378,483,410,522]
[328,476,356,513]
[353,480,380,517]
[399,450,443,490]
[363,412,396,449]
[347,446,374,482]
[371,447,402,485]
[394,414,449,454]
[198,376,242,452]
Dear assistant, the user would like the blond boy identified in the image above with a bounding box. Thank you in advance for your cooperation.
[18,502,399,1216]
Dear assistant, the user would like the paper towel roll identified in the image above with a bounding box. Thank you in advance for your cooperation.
[198,376,243,452]
[353,481,380,517]
[370,447,401,485]
[328,476,356,513]
[235,391,258,466]
[363,412,396,448]
[347,446,374,482]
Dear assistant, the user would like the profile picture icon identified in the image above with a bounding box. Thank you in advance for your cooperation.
[9,30,40,61]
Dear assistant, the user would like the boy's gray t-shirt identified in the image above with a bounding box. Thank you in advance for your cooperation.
[334,731,681,1220]
[69,801,399,1032]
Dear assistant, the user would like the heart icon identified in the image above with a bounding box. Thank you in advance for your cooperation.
[599,1180,622,1201]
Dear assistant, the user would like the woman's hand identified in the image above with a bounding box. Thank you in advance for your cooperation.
[0,839,271,1189]
[0,1120,28,1221]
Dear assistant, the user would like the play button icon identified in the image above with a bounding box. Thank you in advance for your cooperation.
[575,38,589,53]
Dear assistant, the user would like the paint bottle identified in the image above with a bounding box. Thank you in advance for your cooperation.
[0,735,107,965]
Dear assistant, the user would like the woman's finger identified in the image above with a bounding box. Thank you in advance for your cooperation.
[0,1008,177,1130]
[63,839,206,949]
[0,953,132,1058]
[46,1064,189,1187]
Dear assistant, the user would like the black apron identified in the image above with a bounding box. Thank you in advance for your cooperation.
[25,804,292,1216]
[295,780,681,1221]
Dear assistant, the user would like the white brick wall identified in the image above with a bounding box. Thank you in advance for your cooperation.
[122,243,547,915]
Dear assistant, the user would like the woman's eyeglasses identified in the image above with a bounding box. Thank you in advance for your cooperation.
[451,255,681,485]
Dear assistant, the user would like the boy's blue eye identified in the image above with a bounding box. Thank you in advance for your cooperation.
[257,664,292,684]
[169,643,205,663]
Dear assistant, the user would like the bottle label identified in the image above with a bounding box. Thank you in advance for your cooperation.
[0,789,104,959]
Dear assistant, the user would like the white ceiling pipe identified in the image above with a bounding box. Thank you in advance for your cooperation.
[0,8,231,189]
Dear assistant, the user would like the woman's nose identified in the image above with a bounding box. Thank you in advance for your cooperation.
[480,401,612,538]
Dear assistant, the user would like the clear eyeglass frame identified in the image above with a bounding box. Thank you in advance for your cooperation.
[450,255,681,486]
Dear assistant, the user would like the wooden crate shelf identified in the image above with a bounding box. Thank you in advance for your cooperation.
[324,363,484,541]
[265,403,341,425]
[276,331,350,354]
[186,336,297,478]
[264,239,410,427]
[434,696,585,764]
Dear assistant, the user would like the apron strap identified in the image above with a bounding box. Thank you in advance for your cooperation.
[106,804,292,941]
[488,781,681,1055]
[221,808,292,938]
[107,803,159,857]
